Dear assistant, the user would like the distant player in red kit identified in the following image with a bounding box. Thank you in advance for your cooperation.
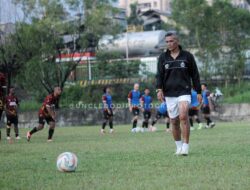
[5,87,20,140]
[26,86,62,142]
[0,72,6,140]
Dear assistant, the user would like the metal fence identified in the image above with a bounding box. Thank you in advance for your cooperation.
[70,55,250,85]
[73,57,158,82]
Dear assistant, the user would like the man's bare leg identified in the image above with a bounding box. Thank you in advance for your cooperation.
[171,117,182,155]
[48,122,55,141]
[179,101,190,155]
[171,117,181,141]
[26,124,44,142]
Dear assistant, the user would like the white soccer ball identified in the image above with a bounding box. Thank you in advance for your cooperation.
[56,152,78,172]
[150,126,157,132]
[131,128,137,133]
[136,127,142,133]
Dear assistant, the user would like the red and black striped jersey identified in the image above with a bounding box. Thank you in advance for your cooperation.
[5,95,18,116]
[39,94,59,117]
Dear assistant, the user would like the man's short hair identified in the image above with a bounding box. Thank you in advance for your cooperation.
[53,86,61,92]
[165,31,177,38]
[103,86,110,93]
[201,83,207,87]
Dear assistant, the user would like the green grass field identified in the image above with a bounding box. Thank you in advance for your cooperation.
[0,122,250,190]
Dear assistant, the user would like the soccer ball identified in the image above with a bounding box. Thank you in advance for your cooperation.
[131,128,137,133]
[56,152,78,172]
[150,126,157,132]
[136,127,142,133]
[131,127,141,133]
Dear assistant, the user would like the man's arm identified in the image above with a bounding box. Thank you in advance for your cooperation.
[102,95,110,113]
[46,105,56,120]
[102,95,108,109]
[14,97,19,115]
[4,98,10,115]
[156,55,165,99]
[156,55,164,92]
[140,96,145,112]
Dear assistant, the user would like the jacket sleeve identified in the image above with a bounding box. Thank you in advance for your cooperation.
[156,54,164,90]
[188,53,202,94]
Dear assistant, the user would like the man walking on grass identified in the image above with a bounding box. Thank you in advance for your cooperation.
[156,32,202,156]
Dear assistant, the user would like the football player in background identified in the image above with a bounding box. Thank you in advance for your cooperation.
[189,88,203,130]
[26,86,62,142]
[101,86,114,134]
[201,83,215,128]
[151,92,171,132]
[140,88,152,132]
[0,72,6,140]
[5,87,20,140]
[128,83,141,133]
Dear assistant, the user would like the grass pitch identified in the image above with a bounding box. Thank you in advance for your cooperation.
[0,122,250,190]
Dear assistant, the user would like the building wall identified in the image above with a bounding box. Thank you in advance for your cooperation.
[119,0,171,16]
[206,0,250,10]
[119,0,250,16]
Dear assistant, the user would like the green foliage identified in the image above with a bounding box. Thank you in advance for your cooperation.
[19,100,41,111]
[127,3,143,26]
[1,123,250,189]
[95,52,143,79]
[10,1,81,93]
[171,0,250,82]
[224,91,250,104]
[221,82,250,103]
[0,31,21,90]
[57,51,152,106]
[60,85,88,105]
[60,80,157,107]
[11,0,121,96]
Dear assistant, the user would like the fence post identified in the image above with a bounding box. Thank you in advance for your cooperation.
[126,31,129,63]
[88,57,92,81]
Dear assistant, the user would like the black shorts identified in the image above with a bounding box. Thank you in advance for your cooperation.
[189,109,199,117]
[39,116,55,125]
[143,110,151,119]
[156,111,169,119]
[202,106,210,114]
[7,115,18,126]
[103,109,113,119]
[132,107,140,116]
[0,109,3,121]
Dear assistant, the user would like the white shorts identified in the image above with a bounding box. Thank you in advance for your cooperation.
[165,95,191,119]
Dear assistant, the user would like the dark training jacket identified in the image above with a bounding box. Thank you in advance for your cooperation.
[156,46,201,97]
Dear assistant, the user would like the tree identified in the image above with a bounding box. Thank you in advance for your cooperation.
[171,0,217,81]
[127,3,143,26]
[95,52,144,79]
[213,1,250,85]
[12,0,121,96]
[0,33,21,91]
[171,0,250,85]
